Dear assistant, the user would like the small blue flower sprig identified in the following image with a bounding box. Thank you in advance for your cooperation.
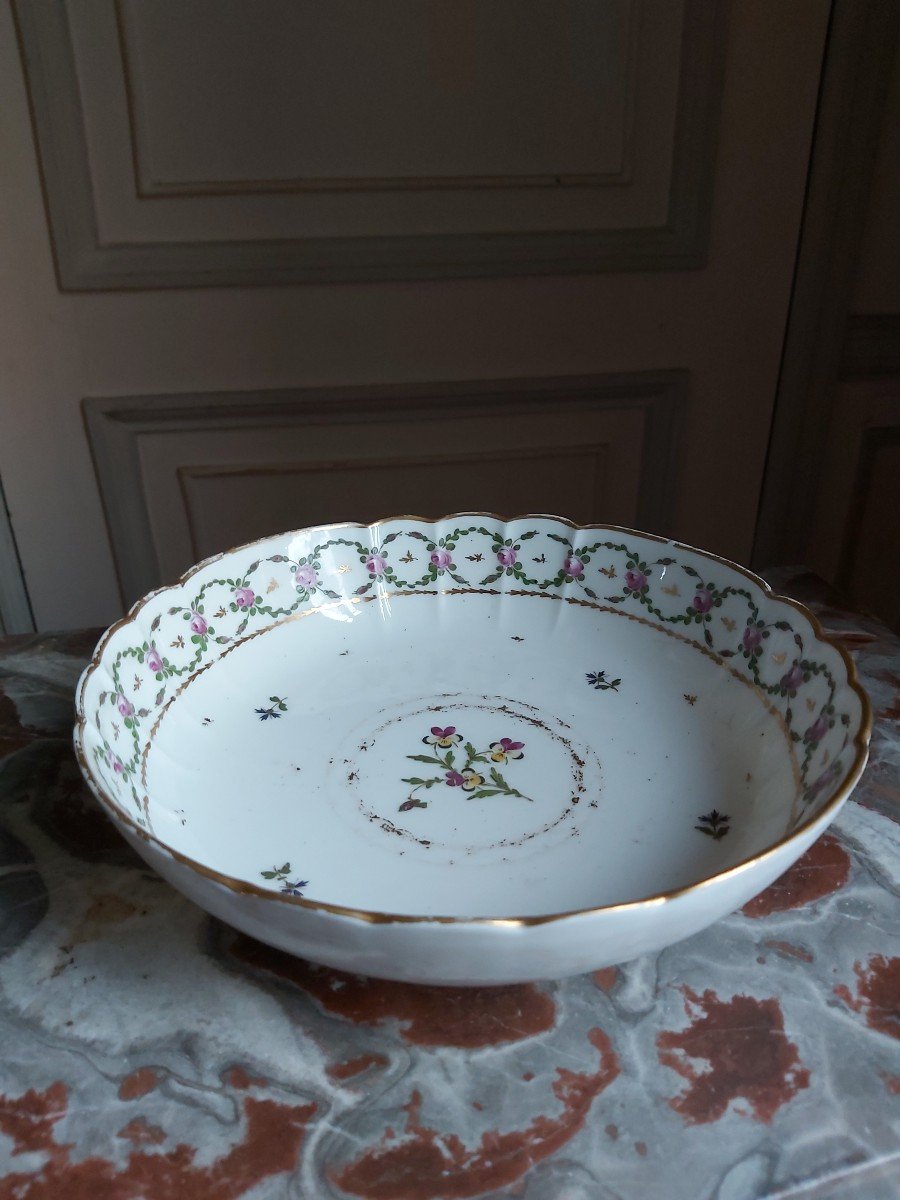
[255,696,288,721]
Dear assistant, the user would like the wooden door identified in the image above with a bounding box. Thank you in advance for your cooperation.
[0,1,829,630]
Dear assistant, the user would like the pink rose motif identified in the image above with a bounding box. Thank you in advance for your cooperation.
[497,547,517,568]
[365,553,387,576]
[803,715,829,746]
[624,568,648,593]
[234,586,255,609]
[742,624,763,653]
[563,555,584,579]
[692,588,714,614]
[146,647,164,674]
[190,612,208,636]
[116,694,134,718]
[430,549,453,570]
[110,754,124,775]
[294,564,318,590]
[781,663,805,694]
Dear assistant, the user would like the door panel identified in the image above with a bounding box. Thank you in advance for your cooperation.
[0,1,830,629]
[17,0,702,282]
[84,374,683,598]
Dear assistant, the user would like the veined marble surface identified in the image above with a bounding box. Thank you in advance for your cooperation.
[0,571,898,1200]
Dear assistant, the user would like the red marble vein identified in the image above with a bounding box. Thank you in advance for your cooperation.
[863,777,900,818]
[80,894,139,935]
[54,895,143,979]
[742,835,850,918]
[117,1118,166,1147]
[221,1066,268,1090]
[876,687,900,722]
[0,1081,315,1200]
[834,955,900,1040]
[326,1054,389,1083]
[592,968,619,993]
[656,988,810,1124]
[764,941,814,963]
[117,1069,161,1102]
[830,630,877,649]
[331,1028,619,1199]
[229,935,556,1048]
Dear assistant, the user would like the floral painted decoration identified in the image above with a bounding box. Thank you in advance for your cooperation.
[586,671,621,692]
[260,862,308,896]
[423,726,463,748]
[489,738,525,762]
[83,521,859,833]
[695,810,730,840]
[400,729,533,812]
[255,696,288,721]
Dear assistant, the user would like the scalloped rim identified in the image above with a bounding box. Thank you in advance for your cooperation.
[73,513,872,927]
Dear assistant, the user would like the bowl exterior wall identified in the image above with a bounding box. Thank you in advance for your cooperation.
[116,802,839,985]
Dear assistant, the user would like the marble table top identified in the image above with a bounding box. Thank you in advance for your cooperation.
[0,569,898,1200]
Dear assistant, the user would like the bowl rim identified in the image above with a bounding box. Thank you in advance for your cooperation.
[73,512,873,928]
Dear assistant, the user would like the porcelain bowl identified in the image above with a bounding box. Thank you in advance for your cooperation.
[74,515,870,984]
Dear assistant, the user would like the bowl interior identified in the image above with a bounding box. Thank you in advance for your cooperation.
[76,517,867,919]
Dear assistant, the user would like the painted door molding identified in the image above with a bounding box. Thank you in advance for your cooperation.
[14,1,727,288]
[83,371,687,605]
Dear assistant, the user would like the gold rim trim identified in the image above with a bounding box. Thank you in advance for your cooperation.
[73,513,873,928]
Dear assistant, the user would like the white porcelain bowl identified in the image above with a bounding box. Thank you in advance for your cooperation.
[74,516,870,984]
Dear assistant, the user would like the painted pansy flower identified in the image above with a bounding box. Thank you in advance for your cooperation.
[109,752,124,775]
[365,553,387,576]
[692,587,714,614]
[189,612,208,636]
[624,568,648,593]
[145,646,164,674]
[294,564,318,590]
[496,546,517,568]
[742,622,764,653]
[780,663,805,695]
[280,879,308,897]
[234,586,255,609]
[116,694,134,718]
[446,768,484,791]
[562,554,584,579]
[424,725,463,748]
[430,548,453,570]
[490,737,525,762]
